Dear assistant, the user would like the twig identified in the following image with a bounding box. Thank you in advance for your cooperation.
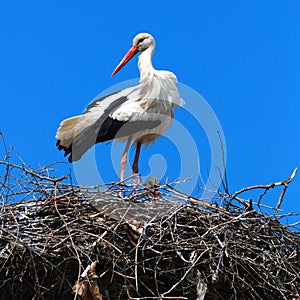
[274,168,298,213]
[0,159,299,299]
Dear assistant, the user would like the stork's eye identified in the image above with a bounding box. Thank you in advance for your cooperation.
[137,38,146,44]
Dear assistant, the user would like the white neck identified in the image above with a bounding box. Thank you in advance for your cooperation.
[138,46,155,78]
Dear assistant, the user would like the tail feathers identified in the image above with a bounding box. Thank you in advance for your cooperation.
[55,115,82,148]
[56,115,84,162]
[56,115,161,163]
[67,115,110,162]
[55,114,108,162]
[56,141,73,162]
[56,116,131,162]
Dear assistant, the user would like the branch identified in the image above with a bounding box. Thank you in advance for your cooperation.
[230,168,298,211]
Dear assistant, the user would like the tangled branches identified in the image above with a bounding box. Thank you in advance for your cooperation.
[0,160,299,299]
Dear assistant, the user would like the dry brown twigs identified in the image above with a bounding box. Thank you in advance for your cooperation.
[0,158,299,300]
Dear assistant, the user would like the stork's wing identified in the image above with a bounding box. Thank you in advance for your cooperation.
[57,85,161,162]
[70,116,160,162]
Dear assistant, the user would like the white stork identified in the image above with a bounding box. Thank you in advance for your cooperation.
[56,32,184,182]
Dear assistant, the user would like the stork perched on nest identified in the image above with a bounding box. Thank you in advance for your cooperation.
[56,32,184,182]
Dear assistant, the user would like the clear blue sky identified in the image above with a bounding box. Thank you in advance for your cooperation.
[1,1,299,221]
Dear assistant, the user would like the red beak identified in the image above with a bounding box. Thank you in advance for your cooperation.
[112,46,139,76]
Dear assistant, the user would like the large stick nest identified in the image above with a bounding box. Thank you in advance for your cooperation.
[0,160,299,300]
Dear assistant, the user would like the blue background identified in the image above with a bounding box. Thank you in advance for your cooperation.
[1,1,299,223]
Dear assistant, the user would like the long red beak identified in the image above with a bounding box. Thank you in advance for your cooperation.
[112,46,139,76]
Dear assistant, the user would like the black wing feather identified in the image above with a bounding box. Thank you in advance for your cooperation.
[57,93,130,161]
[65,117,160,162]
[57,87,161,162]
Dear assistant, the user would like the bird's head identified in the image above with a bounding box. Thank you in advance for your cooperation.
[133,33,155,51]
[112,32,155,76]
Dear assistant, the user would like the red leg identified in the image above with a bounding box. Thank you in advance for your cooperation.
[132,141,142,186]
[132,141,141,174]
